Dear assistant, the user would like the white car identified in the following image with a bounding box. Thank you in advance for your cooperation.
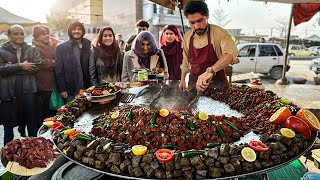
[309,58,320,74]
[308,46,320,56]
[232,43,290,79]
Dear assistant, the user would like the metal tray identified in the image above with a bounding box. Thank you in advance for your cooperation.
[42,81,319,179]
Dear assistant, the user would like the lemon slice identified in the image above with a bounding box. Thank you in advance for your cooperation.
[159,109,169,117]
[198,112,209,121]
[241,147,256,162]
[131,145,147,156]
[111,111,120,119]
[280,98,291,105]
[63,129,76,135]
[280,128,295,138]
[43,121,54,127]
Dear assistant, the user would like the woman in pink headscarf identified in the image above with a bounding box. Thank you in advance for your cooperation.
[160,24,183,80]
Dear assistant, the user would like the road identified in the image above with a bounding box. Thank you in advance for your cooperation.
[248,60,317,85]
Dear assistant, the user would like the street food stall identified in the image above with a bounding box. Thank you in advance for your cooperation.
[2,79,319,179]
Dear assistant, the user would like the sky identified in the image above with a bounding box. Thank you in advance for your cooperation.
[0,0,319,38]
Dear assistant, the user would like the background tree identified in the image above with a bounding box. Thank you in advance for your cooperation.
[274,16,296,38]
[46,11,75,39]
[210,6,232,28]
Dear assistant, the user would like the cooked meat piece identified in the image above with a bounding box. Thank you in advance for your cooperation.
[133,167,144,177]
[183,170,193,179]
[180,157,190,166]
[175,161,181,170]
[196,169,207,177]
[271,155,281,165]
[223,163,236,174]
[95,160,105,169]
[132,156,142,168]
[87,140,99,150]
[181,165,192,171]
[87,150,95,158]
[142,154,153,164]
[150,160,160,170]
[205,158,215,166]
[143,164,155,177]
[165,161,175,171]
[190,156,202,166]
[120,159,131,172]
[95,153,108,162]
[110,165,121,174]
[166,170,174,178]
[208,148,219,158]
[217,156,230,165]
[253,160,262,170]
[220,144,230,156]
[174,169,183,177]
[107,152,121,165]
[242,161,253,172]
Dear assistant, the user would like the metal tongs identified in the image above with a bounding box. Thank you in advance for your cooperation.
[188,90,203,108]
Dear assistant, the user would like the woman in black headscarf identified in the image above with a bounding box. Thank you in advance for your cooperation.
[89,26,123,85]
[121,31,168,82]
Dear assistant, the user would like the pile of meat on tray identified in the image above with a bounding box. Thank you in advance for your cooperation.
[1,137,59,169]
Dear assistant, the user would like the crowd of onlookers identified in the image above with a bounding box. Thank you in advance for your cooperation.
[0,1,239,147]
[0,19,184,146]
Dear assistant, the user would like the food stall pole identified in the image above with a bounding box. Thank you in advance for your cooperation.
[178,0,185,35]
[276,4,294,85]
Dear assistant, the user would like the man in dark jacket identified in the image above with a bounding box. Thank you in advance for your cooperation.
[0,25,41,145]
[55,21,91,102]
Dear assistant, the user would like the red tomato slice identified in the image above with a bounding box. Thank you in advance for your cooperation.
[155,149,174,163]
[57,107,67,113]
[51,121,63,131]
[249,141,269,152]
[44,117,56,122]
[69,130,82,140]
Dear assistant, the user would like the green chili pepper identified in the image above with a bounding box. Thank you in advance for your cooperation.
[207,142,221,148]
[187,118,195,131]
[216,126,226,141]
[162,144,178,150]
[182,150,206,157]
[126,109,133,121]
[76,133,92,141]
[178,112,189,115]
[222,119,238,130]
[149,112,157,127]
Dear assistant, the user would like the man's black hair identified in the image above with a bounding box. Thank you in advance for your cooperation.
[135,20,149,28]
[183,0,209,17]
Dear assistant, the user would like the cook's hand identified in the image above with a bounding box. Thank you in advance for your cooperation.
[20,61,36,72]
[60,91,68,99]
[179,81,187,92]
[196,72,213,91]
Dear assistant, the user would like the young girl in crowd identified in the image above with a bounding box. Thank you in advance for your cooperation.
[89,26,123,85]
[160,24,183,80]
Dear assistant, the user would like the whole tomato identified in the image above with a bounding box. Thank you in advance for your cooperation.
[285,116,311,140]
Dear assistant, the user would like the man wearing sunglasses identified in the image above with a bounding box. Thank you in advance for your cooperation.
[179,0,239,92]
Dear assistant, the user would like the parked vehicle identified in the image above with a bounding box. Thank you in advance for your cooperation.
[309,58,320,74]
[288,45,318,56]
[308,46,320,56]
[233,43,290,79]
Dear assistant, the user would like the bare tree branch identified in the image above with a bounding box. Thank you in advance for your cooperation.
[210,6,232,28]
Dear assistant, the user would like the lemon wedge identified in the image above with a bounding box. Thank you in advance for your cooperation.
[241,147,256,162]
[280,128,295,138]
[159,109,169,117]
[111,111,120,119]
[131,145,147,156]
[198,112,209,121]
